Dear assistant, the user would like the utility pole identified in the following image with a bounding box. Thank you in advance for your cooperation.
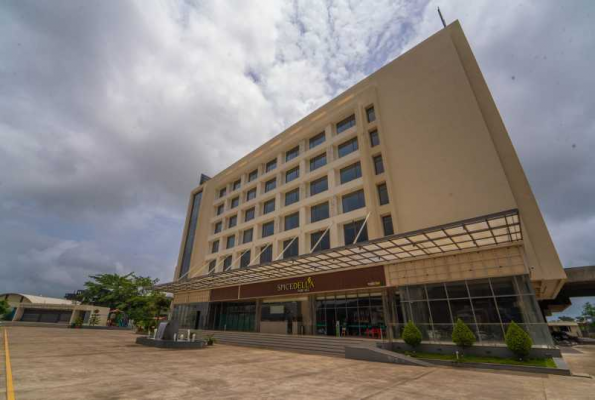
[437,7,446,29]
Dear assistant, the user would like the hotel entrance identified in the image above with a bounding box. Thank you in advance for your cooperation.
[260,298,308,334]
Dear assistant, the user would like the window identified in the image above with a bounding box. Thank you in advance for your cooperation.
[266,159,277,173]
[228,215,237,228]
[340,162,362,184]
[311,202,329,222]
[382,215,394,236]
[285,167,299,183]
[262,221,274,238]
[219,187,227,198]
[263,198,275,214]
[344,220,368,245]
[373,154,384,174]
[377,183,389,205]
[309,153,326,171]
[338,137,358,158]
[311,230,330,252]
[260,245,273,263]
[286,146,299,162]
[282,238,299,259]
[223,256,232,271]
[310,176,328,196]
[242,228,253,244]
[246,188,256,201]
[336,114,356,134]
[211,240,219,253]
[244,207,255,222]
[285,212,299,231]
[342,189,366,213]
[216,203,224,216]
[369,130,380,147]
[285,188,299,206]
[309,132,325,149]
[232,179,241,191]
[248,169,258,182]
[265,178,276,192]
[208,260,216,274]
[240,250,251,268]
[214,221,222,234]
[366,106,376,123]
[230,196,239,209]
[226,235,235,249]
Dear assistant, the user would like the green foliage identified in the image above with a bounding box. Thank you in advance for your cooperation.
[0,299,9,316]
[581,302,595,325]
[402,320,422,348]
[124,291,171,331]
[88,310,101,326]
[205,334,217,345]
[451,318,476,347]
[505,321,533,359]
[557,316,576,322]
[74,317,84,327]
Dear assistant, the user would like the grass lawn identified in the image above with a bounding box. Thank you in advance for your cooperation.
[405,351,557,368]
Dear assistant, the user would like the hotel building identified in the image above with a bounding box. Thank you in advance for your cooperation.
[158,21,566,346]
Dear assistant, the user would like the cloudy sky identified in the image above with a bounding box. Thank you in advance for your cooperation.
[0,1,593,317]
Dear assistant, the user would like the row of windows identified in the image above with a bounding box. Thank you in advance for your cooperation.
[208,212,395,273]
[214,150,384,217]
[215,106,378,201]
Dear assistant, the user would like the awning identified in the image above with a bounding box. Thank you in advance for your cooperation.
[156,209,522,294]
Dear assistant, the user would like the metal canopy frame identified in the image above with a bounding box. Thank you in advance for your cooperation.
[156,209,522,293]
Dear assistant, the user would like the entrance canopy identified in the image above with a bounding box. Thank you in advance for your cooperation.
[156,209,522,294]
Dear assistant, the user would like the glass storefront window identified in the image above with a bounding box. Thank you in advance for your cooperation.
[446,282,468,299]
[426,283,446,300]
[468,279,492,297]
[490,277,516,296]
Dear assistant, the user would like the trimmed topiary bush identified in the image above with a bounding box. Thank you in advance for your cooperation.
[451,318,476,348]
[505,321,533,360]
[403,320,422,349]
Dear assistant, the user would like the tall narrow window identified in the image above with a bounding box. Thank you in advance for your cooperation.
[211,240,219,254]
[366,106,376,123]
[240,251,251,268]
[214,221,222,234]
[244,207,255,222]
[284,212,299,231]
[248,169,258,182]
[242,228,253,244]
[310,176,328,196]
[377,183,389,205]
[311,230,330,252]
[219,187,227,198]
[216,203,224,216]
[208,260,216,274]
[260,245,273,263]
[344,220,368,245]
[309,132,325,149]
[228,215,237,228]
[340,162,362,184]
[230,196,239,209]
[246,188,257,201]
[262,221,274,238]
[382,215,394,236]
[342,190,366,213]
[223,256,232,271]
[283,238,299,259]
[286,146,299,162]
[180,191,202,278]
[369,130,380,147]
[226,235,235,249]
[265,178,276,192]
[336,114,356,134]
[311,202,329,222]
[232,179,241,191]
[373,155,384,175]
[285,167,299,183]
[285,188,300,206]
[263,198,275,214]
[338,137,358,158]
[266,159,277,173]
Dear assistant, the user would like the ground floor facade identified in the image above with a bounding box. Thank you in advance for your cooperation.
[171,262,554,347]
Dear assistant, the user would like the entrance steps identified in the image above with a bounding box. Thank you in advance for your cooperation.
[190,330,375,356]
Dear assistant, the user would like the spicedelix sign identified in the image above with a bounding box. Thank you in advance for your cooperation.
[238,266,386,299]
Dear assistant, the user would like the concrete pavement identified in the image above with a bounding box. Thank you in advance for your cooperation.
[1,327,594,399]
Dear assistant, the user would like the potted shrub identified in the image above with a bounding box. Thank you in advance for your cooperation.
[451,318,476,355]
[205,334,217,346]
[505,321,532,360]
[74,317,84,329]
[402,320,422,351]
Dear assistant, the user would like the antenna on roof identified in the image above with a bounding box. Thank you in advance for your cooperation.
[437,7,446,29]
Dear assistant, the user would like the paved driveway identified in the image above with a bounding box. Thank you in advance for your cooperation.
[1,327,594,399]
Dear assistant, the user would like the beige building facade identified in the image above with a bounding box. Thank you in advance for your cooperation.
[159,22,565,346]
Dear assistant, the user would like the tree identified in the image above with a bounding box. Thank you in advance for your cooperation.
[505,321,533,360]
[0,299,9,317]
[581,302,595,325]
[122,291,171,331]
[451,318,476,348]
[557,316,576,322]
[402,320,422,349]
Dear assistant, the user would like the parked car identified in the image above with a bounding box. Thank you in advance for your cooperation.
[551,331,581,345]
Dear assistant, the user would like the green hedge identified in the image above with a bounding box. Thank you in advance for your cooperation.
[505,321,533,359]
[451,318,476,347]
[403,320,422,348]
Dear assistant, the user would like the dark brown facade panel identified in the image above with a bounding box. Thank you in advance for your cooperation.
[239,266,386,299]
[210,286,239,301]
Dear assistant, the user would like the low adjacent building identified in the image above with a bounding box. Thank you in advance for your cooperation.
[1,293,109,326]
[157,21,566,348]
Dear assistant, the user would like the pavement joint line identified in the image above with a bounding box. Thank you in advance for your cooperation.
[3,329,15,400]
